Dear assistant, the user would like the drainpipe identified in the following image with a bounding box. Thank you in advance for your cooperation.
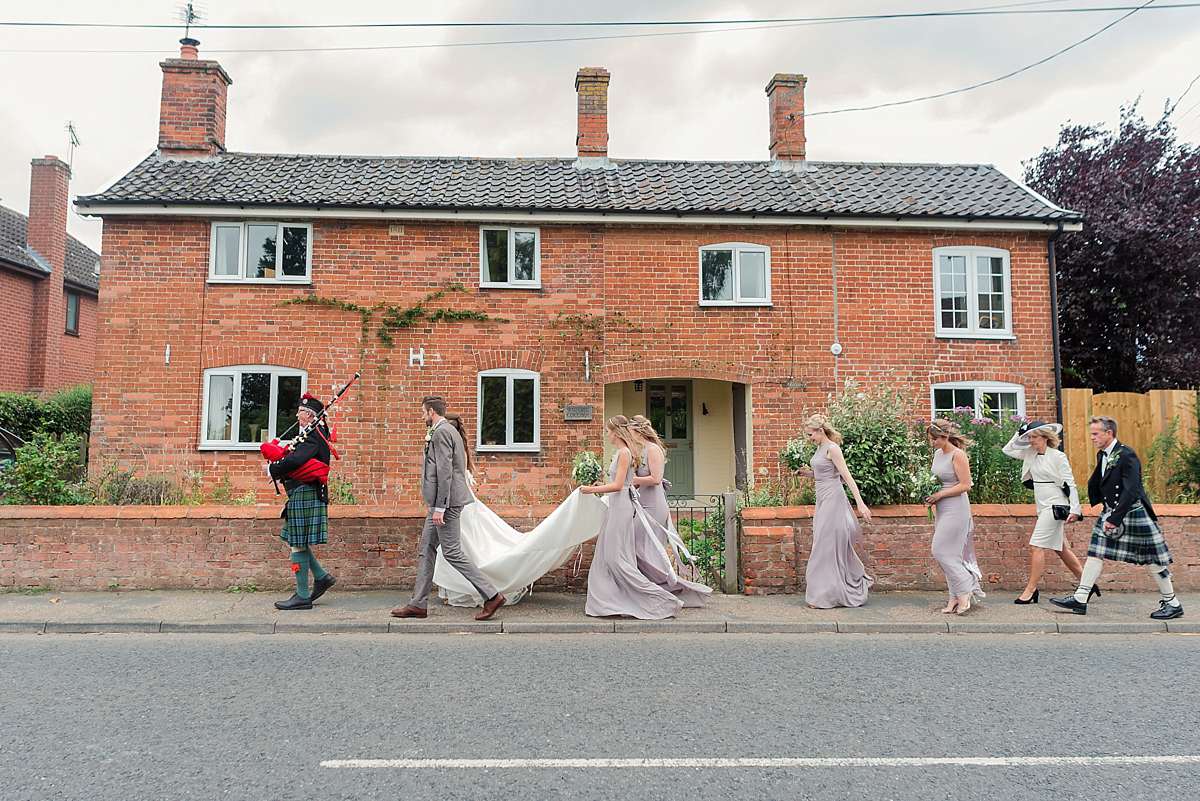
[1048,220,1065,427]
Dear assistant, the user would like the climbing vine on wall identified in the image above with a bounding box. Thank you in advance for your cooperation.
[278,284,509,347]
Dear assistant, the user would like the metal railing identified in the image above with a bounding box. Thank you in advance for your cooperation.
[666,491,739,593]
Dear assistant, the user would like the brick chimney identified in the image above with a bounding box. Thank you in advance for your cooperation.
[158,38,233,155]
[766,73,807,161]
[26,156,70,393]
[575,67,610,159]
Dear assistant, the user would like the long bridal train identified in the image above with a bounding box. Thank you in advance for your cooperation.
[433,489,609,607]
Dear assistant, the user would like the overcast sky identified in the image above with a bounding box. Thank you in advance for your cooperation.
[2,0,1198,253]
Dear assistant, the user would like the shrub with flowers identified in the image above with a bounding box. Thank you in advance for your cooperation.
[936,407,1033,505]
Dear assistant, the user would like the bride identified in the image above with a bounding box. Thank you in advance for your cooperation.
[434,413,710,617]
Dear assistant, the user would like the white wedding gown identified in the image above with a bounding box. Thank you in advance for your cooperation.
[434,488,610,607]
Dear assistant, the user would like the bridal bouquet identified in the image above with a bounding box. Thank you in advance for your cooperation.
[779,438,813,473]
[909,470,943,520]
[571,450,605,487]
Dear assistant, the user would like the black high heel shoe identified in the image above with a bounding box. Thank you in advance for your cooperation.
[1088,584,1101,600]
[1014,589,1039,605]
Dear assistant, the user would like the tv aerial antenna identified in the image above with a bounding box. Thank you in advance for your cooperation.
[176,2,205,43]
[64,121,81,177]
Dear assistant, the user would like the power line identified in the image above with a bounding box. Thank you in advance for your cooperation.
[807,0,1162,116]
[1167,70,1200,116]
[0,3,1198,31]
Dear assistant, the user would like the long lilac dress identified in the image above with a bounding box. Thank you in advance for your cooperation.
[804,444,873,608]
[931,448,985,601]
[585,448,711,618]
[635,445,669,546]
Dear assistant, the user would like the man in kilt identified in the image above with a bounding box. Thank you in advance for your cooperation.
[266,394,337,611]
[1051,415,1183,619]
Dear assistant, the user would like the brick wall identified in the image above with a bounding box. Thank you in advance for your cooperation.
[90,215,1057,505]
[0,270,35,393]
[742,505,1200,594]
[57,291,97,389]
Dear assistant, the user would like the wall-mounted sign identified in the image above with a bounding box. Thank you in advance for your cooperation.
[564,404,594,421]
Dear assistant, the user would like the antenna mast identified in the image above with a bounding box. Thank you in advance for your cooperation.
[64,121,81,177]
[176,2,203,44]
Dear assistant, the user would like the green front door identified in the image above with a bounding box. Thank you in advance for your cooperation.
[647,381,694,497]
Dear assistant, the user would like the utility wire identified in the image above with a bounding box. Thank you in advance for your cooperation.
[0,3,1198,30]
[807,0,1161,116]
[1166,70,1200,116]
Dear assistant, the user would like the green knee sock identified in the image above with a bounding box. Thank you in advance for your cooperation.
[307,549,329,581]
[291,551,311,599]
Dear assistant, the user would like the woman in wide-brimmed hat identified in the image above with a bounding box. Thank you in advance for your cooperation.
[1002,420,1088,604]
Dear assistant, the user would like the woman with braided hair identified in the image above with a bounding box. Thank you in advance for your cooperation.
[924,418,985,614]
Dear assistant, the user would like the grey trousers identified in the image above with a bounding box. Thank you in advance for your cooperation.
[410,505,497,609]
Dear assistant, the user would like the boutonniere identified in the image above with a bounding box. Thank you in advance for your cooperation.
[1107,449,1122,469]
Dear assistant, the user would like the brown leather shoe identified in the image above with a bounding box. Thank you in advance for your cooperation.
[475,593,506,621]
[391,604,427,618]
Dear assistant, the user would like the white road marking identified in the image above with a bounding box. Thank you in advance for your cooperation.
[321,756,1200,769]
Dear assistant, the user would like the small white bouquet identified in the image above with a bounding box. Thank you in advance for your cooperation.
[909,470,943,520]
[571,450,605,487]
[779,438,813,473]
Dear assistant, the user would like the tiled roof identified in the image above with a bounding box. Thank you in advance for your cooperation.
[0,205,101,292]
[76,152,1080,223]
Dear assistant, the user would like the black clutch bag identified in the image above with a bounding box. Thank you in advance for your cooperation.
[1051,505,1071,521]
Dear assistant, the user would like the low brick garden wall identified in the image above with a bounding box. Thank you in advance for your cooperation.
[2,504,1197,595]
[742,504,1200,595]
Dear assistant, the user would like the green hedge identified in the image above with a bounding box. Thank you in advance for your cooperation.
[0,385,91,439]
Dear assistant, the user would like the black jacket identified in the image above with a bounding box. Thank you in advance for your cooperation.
[1086,442,1156,526]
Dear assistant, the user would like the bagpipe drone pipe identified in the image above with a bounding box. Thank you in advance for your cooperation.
[260,372,360,492]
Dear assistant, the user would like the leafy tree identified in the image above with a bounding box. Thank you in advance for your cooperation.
[1024,105,1200,391]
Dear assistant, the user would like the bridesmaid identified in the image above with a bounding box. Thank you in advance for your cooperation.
[924,419,985,614]
[581,416,709,618]
[793,414,874,608]
[629,414,670,543]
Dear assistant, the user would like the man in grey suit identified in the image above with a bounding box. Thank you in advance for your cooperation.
[392,396,506,621]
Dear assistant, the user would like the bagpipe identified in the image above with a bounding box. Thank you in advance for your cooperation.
[260,372,360,492]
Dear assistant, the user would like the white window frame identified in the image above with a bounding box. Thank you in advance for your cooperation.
[476,369,541,452]
[698,242,772,306]
[930,381,1025,423]
[208,221,313,284]
[479,227,541,288]
[933,246,1013,339]
[200,365,307,450]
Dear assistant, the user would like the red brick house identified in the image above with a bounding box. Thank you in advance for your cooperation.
[75,42,1081,504]
[1,157,100,395]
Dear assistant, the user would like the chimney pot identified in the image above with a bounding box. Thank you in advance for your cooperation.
[766,73,807,161]
[575,67,611,159]
[179,37,200,59]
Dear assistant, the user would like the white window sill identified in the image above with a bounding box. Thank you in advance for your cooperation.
[207,277,312,285]
[935,331,1016,341]
[698,301,773,308]
[477,445,541,453]
[199,443,267,451]
[479,282,542,290]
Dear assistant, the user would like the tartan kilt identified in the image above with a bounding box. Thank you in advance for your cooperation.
[279,484,328,547]
[1087,503,1171,565]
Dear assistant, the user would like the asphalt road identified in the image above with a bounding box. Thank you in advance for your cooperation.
[1,633,1198,800]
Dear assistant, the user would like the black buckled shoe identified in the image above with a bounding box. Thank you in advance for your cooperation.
[1049,596,1088,615]
[1150,601,1184,620]
[274,594,313,610]
[310,574,336,602]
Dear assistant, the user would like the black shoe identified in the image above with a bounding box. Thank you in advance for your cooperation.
[274,593,313,610]
[1150,601,1184,621]
[1014,590,1039,605]
[310,574,336,602]
[1088,584,1101,600]
[1050,596,1087,615]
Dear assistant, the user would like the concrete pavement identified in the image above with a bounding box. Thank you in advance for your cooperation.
[1,587,1195,634]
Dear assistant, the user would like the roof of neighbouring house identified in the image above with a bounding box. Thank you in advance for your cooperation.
[0,205,101,292]
[75,152,1081,224]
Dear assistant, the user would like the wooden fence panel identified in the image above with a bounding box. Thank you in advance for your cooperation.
[1061,388,1093,491]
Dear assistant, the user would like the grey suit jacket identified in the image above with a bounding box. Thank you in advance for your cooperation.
[422,420,474,510]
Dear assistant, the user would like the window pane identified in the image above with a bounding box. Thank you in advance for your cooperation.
[513,231,535,282]
[939,255,968,329]
[512,378,535,443]
[238,372,271,444]
[933,388,954,416]
[484,230,508,283]
[977,256,1005,330]
[281,227,308,277]
[670,385,688,439]
[247,224,277,279]
[480,375,507,445]
[954,389,976,411]
[274,374,303,440]
[701,249,733,301]
[206,375,235,440]
[738,250,767,300]
[648,385,667,439]
[979,391,1020,422]
[213,225,240,277]
[65,293,80,332]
